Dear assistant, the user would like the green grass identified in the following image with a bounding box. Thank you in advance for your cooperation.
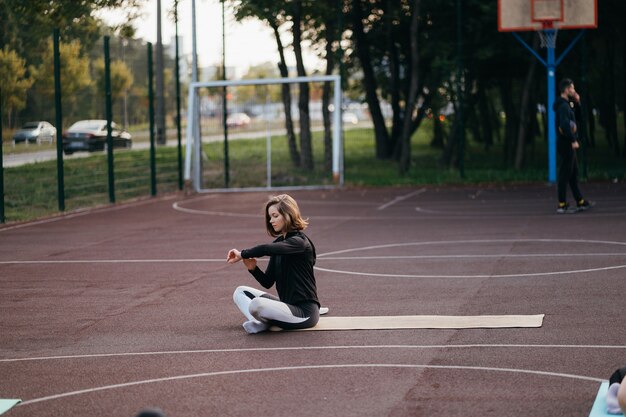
[2,118,625,223]
[3,147,181,222]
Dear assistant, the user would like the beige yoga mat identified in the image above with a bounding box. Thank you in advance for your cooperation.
[282,314,544,331]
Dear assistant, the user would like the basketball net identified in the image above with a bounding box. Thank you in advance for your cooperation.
[538,22,558,48]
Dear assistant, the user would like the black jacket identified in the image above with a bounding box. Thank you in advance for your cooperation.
[553,96,577,143]
[241,231,320,307]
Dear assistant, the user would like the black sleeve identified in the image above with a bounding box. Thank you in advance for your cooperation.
[557,102,576,142]
[241,235,307,259]
[248,264,275,289]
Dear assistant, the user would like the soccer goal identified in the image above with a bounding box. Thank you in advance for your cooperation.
[184,75,344,192]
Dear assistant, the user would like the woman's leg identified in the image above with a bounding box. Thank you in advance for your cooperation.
[248,298,319,331]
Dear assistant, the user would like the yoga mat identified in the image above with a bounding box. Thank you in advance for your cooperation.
[0,399,21,415]
[589,382,620,417]
[275,314,545,331]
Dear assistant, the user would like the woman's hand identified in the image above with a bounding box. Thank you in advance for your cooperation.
[227,249,242,264]
[242,257,257,271]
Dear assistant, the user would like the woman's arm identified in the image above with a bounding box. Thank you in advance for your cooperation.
[227,248,274,289]
[248,259,275,289]
[241,235,307,259]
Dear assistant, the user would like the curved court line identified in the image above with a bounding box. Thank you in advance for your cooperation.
[18,363,604,406]
[172,202,259,218]
[315,239,626,278]
[314,264,626,279]
[0,195,178,233]
[317,238,626,258]
[171,202,386,221]
[3,343,625,363]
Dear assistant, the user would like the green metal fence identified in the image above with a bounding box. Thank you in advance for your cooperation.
[1,30,184,224]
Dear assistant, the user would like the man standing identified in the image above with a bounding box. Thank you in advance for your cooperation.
[553,78,593,213]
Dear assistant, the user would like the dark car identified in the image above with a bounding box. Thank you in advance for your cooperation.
[13,121,56,144]
[63,120,132,154]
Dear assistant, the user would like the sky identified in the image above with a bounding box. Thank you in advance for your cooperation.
[99,0,320,78]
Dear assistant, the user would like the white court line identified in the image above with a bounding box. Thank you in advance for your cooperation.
[3,239,625,267]
[2,344,626,363]
[171,202,390,221]
[321,253,626,260]
[172,202,259,218]
[316,238,626,257]
[315,239,626,278]
[0,258,226,265]
[314,264,626,279]
[18,363,604,406]
[4,253,625,266]
[0,195,178,233]
[377,188,426,210]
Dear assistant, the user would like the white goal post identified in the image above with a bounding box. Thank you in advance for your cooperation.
[184,75,344,192]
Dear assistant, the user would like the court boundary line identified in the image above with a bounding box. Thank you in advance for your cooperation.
[4,251,626,266]
[17,363,605,406]
[317,239,626,258]
[0,194,179,233]
[3,343,625,363]
[377,189,426,210]
[314,264,626,279]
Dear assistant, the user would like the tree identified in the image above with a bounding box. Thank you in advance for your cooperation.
[238,62,282,104]
[0,46,34,128]
[31,39,92,121]
[0,0,142,65]
[232,0,301,167]
[94,58,134,106]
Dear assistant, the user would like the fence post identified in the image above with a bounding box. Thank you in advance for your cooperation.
[174,1,183,190]
[0,88,4,224]
[53,29,65,211]
[148,43,157,196]
[104,36,116,203]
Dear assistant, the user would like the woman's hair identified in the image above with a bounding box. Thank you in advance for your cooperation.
[264,194,308,237]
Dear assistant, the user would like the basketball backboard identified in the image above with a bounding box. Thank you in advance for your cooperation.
[498,0,597,32]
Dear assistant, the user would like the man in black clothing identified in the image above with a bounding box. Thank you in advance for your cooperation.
[553,78,592,213]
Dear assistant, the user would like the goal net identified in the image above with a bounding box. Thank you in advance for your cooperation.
[184,75,344,192]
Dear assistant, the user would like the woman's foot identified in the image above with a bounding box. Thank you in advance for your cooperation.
[242,320,269,334]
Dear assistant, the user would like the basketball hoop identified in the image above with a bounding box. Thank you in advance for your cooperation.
[532,0,561,48]
[538,26,558,48]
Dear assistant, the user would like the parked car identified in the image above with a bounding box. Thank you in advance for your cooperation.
[342,112,359,125]
[13,121,56,144]
[226,112,251,127]
[62,120,132,154]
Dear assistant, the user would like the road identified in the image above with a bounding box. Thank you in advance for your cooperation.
[1,129,282,168]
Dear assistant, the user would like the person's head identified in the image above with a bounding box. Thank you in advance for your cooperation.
[264,194,308,237]
[559,78,576,98]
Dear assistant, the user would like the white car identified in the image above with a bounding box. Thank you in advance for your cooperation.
[13,121,56,144]
[342,112,359,125]
[226,112,251,127]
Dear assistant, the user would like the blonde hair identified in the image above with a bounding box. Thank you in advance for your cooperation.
[264,194,308,237]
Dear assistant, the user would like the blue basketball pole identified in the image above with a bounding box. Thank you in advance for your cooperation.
[512,29,585,183]
[546,30,557,183]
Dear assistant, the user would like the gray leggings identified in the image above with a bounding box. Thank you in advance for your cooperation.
[233,285,319,330]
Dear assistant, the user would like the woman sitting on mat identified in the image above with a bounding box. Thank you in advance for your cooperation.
[227,194,325,334]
